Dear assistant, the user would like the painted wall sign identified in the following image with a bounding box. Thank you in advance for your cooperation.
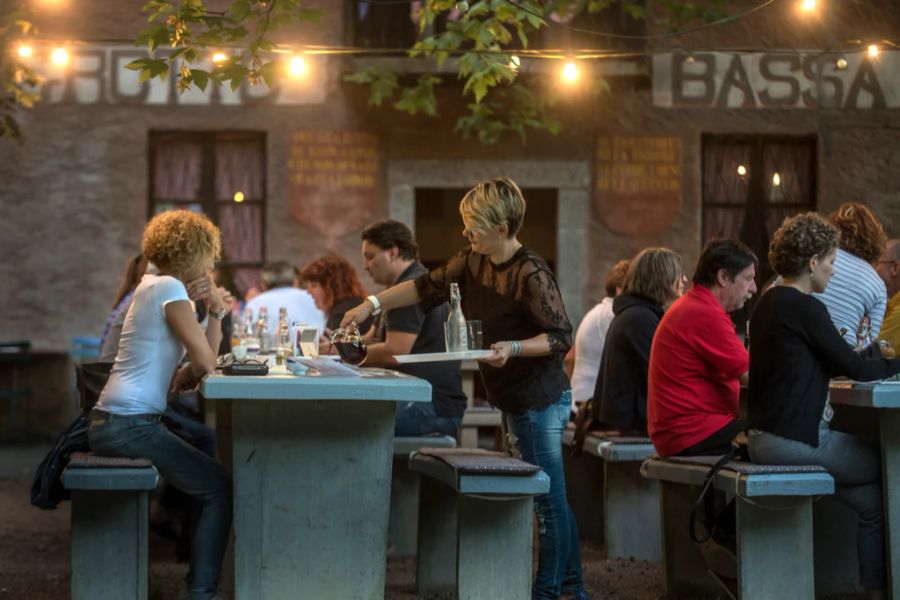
[287,130,381,240]
[652,51,900,109]
[595,136,681,236]
[32,46,325,106]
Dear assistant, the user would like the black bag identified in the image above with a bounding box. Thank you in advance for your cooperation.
[688,443,749,544]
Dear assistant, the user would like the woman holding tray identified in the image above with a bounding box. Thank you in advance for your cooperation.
[342,177,588,600]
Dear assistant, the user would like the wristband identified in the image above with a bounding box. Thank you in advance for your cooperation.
[510,340,521,357]
[366,294,382,316]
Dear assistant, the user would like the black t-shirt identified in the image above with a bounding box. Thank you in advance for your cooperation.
[381,262,467,419]
[415,246,572,414]
[329,296,373,335]
[749,286,900,446]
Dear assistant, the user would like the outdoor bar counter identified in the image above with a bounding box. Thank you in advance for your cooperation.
[201,365,431,599]
[830,380,900,598]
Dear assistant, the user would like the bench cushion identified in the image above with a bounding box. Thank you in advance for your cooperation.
[410,450,550,496]
[63,452,158,491]
[641,456,834,498]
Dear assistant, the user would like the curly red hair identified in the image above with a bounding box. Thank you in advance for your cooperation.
[829,202,887,264]
[300,255,366,313]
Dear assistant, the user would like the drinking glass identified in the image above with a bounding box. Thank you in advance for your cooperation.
[466,320,483,350]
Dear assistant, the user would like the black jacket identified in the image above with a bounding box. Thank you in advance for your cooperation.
[591,293,664,434]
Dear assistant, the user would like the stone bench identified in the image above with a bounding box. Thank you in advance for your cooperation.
[62,452,158,600]
[410,448,549,599]
[458,406,502,448]
[561,429,659,560]
[641,455,835,599]
[388,435,457,557]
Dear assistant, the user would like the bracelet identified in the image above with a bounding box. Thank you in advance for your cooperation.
[208,308,228,320]
[510,340,521,357]
[366,294,382,316]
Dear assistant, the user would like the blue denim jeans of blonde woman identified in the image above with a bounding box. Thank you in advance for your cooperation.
[88,410,232,600]
[748,420,885,590]
[505,390,586,600]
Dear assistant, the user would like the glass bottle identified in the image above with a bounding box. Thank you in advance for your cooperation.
[243,308,260,356]
[277,307,291,356]
[855,316,872,351]
[445,282,468,352]
[256,306,270,354]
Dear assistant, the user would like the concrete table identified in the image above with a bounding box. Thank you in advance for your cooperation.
[830,380,900,599]
[201,369,431,600]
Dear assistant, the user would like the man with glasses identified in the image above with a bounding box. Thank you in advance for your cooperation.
[876,239,900,350]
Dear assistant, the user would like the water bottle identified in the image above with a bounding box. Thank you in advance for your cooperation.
[256,307,270,354]
[445,282,468,352]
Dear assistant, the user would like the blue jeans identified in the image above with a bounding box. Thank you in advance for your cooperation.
[505,390,585,600]
[88,410,232,600]
[394,401,461,438]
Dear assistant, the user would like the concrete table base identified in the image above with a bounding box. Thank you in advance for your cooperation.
[232,399,395,600]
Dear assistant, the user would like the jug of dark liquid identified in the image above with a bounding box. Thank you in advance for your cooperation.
[330,323,368,366]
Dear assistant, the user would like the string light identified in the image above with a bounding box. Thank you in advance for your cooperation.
[835,55,848,69]
[50,47,69,66]
[799,0,816,12]
[211,51,229,64]
[233,191,245,203]
[509,54,520,71]
[772,172,781,186]
[867,44,879,58]
[16,44,33,58]
[737,165,748,176]
[561,60,579,83]
[287,54,307,77]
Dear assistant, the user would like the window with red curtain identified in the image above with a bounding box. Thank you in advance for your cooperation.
[148,131,266,299]
[702,134,817,326]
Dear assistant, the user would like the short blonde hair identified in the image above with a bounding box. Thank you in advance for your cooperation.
[623,247,683,306]
[142,210,221,276]
[459,177,526,238]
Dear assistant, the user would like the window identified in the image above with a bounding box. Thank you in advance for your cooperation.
[149,131,266,296]
[702,134,817,323]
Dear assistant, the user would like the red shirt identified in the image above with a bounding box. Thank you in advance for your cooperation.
[648,285,748,457]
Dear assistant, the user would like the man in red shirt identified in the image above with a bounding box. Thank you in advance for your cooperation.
[648,239,757,457]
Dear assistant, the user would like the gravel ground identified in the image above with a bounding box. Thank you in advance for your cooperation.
[0,474,667,600]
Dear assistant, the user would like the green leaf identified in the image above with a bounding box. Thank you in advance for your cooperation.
[190,68,210,91]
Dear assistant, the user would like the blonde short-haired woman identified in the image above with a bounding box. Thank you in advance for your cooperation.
[343,177,589,600]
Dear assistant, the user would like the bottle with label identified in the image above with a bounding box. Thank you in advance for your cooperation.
[445,282,468,352]
[256,306,270,354]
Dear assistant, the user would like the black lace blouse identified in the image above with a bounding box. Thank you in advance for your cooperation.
[415,246,572,414]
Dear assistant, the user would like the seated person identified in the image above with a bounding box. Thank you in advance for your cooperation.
[300,254,373,335]
[568,258,630,413]
[357,219,467,437]
[814,203,888,345]
[99,253,148,362]
[90,210,232,600]
[648,239,757,457]
[876,239,900,351]
[592,248,684,435]
[246,260,325,347]
[749,213,900,598]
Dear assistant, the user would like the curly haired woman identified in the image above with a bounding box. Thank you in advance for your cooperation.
[814,202,889,345]
[90,210,232,600]
[748,212,900,600]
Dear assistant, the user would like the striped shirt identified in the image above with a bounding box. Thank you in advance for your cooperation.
[813,249,887,346]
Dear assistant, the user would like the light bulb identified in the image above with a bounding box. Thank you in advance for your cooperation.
[772,172,781,187]
[50,47,69,66]
[212,51,229,64]
[800,0,816,11]
[867,44,879,58]
[288,55,307,77]
[737,165,747,176]
[561,61,579,83]
[16,44,33,58]
[509,55,520,71]
[836,56,848,70]
[233,191,245,203]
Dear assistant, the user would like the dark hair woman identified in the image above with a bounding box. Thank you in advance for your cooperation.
[749,212,900,599]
